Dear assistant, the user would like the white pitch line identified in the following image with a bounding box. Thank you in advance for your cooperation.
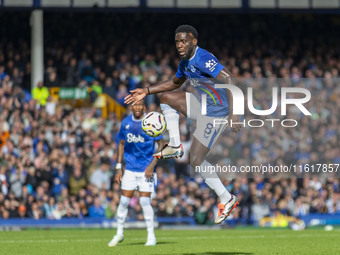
[0,236,261,244]
[0,233,338,244]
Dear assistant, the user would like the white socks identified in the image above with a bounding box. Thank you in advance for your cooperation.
[116,195,130,236]
[116,196,155,240]
[199,160,232,204]
[140,197,155,240]
[160,104,181,147]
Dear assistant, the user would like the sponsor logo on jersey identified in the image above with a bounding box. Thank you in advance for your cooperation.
[205,59,217,72]
[127,133,145,143]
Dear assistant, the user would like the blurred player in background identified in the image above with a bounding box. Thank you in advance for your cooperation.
[125,25,241,224]
[108,100,164,247]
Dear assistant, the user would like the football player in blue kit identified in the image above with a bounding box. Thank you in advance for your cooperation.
[124,25,242,224]
[108,100,164,247]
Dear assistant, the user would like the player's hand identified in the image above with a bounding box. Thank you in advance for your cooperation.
[115,169,123,184]
[144,165,154,179]
[228,114,242,133]
[124,88,147,105]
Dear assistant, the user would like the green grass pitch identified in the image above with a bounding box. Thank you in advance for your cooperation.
[0,228,339,255]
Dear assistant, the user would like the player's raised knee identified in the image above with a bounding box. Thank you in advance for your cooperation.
[160,93,172,104]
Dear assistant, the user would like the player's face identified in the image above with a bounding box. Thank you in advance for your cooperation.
[132,101,145,119]
[175,32,197,60]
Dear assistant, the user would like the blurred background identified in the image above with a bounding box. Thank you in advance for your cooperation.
[0,0,339,229]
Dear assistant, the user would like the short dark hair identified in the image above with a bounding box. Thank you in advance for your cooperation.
[175,25,198,38]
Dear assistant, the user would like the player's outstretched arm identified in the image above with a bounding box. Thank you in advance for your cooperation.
[144,138,165,179]
[216,68,242,133]
[115,139,125,184]
[124,76,186,105]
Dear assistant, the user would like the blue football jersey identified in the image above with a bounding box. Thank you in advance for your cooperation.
[118,114,163,173]
[175,47,229,117]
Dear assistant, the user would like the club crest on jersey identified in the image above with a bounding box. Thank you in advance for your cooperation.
[205,59,217,72]
[190,65,196,73]
[127,133,145,143]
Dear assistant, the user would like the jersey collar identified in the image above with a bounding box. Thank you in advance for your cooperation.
[132,113,145,122]
[189,46,199,61]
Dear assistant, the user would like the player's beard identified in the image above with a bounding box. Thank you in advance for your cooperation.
[134,113,143,119]
[178,51,186,60]
[134,110,144,119]
[179,46,195,60]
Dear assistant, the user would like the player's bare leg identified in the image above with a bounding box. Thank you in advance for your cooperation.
[190,138,239,224]
[121,190,135,198]
[140,192,156,246]
[153,91,186,159]
[108,189,134,247]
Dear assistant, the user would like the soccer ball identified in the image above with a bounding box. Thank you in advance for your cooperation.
[141,111,166,137]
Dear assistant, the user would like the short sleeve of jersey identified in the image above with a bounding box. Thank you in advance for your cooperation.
[196,51,224,78]
[175,62,185,78]
[117,119,126,141]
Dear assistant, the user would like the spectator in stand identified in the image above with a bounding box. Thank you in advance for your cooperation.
[128,65,142,91]
[28,202,44,219]
[44,197,56,219]
[90,159,111,191]
[64,58,80,87]
[102,77,116,99]
[45,71,59,88]
[69,166,87,196]
[89,80,102,103]
[105,200,117,219]
[80,59,96,83]
[18,204,27,218]
[32,81,49,106]
[0,65,8,80]
[9,166,25,198]
[52,201,66,219]
[0,166,9,196]
[115,84,129,106]
[0,122,10,150]
[89,196,105,218]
